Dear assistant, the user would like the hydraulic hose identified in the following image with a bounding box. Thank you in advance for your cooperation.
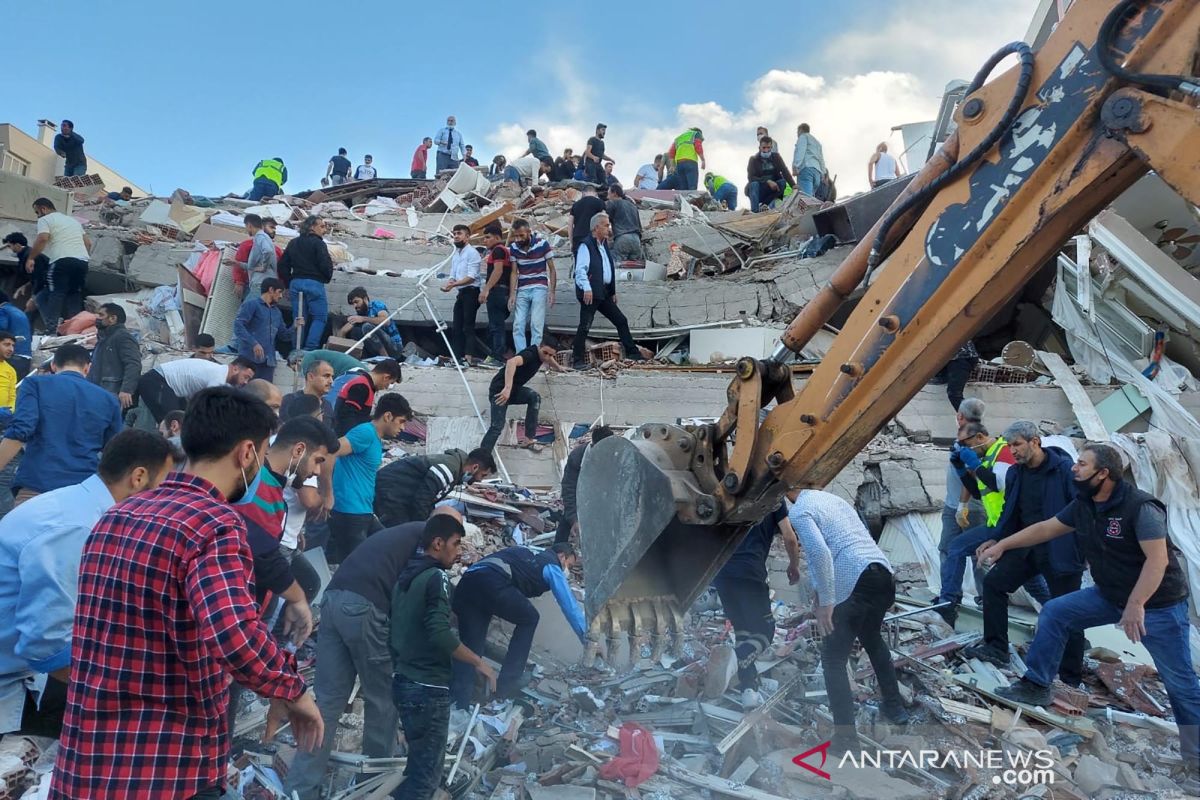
[1098,0,1200,96]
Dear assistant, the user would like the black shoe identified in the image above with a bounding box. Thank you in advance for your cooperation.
[880,697,910,725]
[626,352,646,362]
[996,678,1052,707]
[571,361,589,371]
[933,603,958,628]
[829,730,860,756]
[963,640,1009,668]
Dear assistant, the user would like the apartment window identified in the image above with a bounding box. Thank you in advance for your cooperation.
[1,151,30,177]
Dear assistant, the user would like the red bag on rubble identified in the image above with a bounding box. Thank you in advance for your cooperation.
[598,722,659,788]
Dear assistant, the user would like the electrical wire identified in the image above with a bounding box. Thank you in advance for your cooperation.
[1098,0,1200,96]
[865,41,1036,279]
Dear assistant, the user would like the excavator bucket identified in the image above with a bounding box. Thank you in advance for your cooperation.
[577,429,743,660]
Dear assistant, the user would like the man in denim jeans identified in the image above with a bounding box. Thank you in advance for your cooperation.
[508,219,556,351]
[279,216,334,351]
[980,443,1200,794]
[791,123,826,197]
[389,515,495,800]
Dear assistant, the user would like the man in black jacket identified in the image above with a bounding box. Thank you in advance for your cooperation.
[52,120,87,177]
[88,303,142,410]
[570,213,643,370]
[279,216,334,350]
[374,448,495,526]
[556,425,613,543]
[746,137,795,212]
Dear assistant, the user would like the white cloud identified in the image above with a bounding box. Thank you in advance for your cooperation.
[484,0,1039,197]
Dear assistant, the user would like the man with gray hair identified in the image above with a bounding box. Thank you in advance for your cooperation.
[570,213,643,370]
[938,398,987,569]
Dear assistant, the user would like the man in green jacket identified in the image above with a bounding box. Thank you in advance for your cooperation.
[390,515,496,800]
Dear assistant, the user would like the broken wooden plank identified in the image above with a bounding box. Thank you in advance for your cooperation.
[468,202,516,235]
[938,697,992,723]
[1037,351,1109,440]
[665,761,792,800]
[716,672,805,754]
[950,674,1096,737]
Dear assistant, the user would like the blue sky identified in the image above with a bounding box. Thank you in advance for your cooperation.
[4,0,1035,197]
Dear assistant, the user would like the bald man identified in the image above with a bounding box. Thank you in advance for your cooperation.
[245,378,283,416]
[286,507,463,799]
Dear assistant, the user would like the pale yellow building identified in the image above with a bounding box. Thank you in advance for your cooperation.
[0,120,147,196]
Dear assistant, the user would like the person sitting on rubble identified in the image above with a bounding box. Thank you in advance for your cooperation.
[959,421,1084,675]
[979,443,1200,794]
[556,425,613,544]
[480,343,566,454]
[105,186,134,203]
[330,358,402,436]
[746,137,795,212]
[0,429,175,738]
[390,514,494,800]
[712,491,802,708]
[605,184,644,262]
[135,356,256,426]
[704,172,738,210]
[790,489,909,753]
[286,507,465,800]
[555,149,577,182]
[451,543,587,708]
[338,286,404,360]
[234,277,291,383]
[571,213,644,370]
[247,156,287,201]
[934,419,1050,627]
[374,447,495,527]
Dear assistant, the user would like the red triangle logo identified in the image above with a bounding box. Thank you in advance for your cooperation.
[793,741,832,780]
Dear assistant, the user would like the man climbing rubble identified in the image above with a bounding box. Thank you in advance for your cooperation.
[790,489,909,753]
[979,443,1200,793]
[374,447,495,527]
[712,490,802,708]
[450,543,587,708]
[479,343,566,454]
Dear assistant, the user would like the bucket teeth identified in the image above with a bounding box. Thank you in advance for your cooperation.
[588,597,685,665]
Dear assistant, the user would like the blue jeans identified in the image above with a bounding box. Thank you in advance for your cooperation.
[513,285,548,351]
[392,676,451,800]
[675,160,699,190]
[64,163,87,177]
[713,183,737,210]
[289,278,328,350]
[1023,588,1200,771]
[503,165,521,182]
[247,176,280,201]
[747,180,783,212]
[797,166,823,197]
[937,523,1051,606]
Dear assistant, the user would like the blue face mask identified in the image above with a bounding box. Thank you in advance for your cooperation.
[462,471,476,485]
[233,449,265,505]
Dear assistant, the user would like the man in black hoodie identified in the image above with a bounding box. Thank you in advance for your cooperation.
[390,515,495,800]
[279,215,334,350]
[745,137,795,212]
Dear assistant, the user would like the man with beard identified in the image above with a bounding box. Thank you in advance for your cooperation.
[88,303,142,410]
[583,123,614,184]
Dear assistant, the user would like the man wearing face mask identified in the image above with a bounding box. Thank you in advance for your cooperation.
[979,443,1200,792]
[373,448,496,527]
[746,137,795,212]
[50,387,323,800]
[961,420,1083,678]
[87,303,142,410]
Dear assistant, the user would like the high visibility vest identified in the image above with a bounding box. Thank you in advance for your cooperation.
[674,130,700,163]
[709,175,728,192]
[253,159,285,187]
[977,437,1008,527]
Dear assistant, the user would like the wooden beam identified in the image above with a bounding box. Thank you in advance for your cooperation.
[469,202,516,234]
[1037,351,1108,440]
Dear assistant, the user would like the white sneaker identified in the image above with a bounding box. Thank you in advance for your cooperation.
[741,688,764,709]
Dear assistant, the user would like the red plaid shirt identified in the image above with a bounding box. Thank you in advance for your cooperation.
[50,473,306,799]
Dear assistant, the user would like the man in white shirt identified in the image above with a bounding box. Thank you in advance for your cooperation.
[435,116,464,173]
[354,155,377,181]
[504,155,553,185]
[441,224,483,366]
[570,213,642,370]
[868,142,902,189]
[634,156,663,190]
[135,356,256,424]
[26,198,91,333]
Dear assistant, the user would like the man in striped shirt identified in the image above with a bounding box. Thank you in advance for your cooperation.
[507,219,556,352]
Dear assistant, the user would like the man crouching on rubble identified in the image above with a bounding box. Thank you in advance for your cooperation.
[790,489,909,754]
[390,514,496,800]
[979,443,1200,793]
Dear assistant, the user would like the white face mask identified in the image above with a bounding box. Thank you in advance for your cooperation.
[284,446,306,484]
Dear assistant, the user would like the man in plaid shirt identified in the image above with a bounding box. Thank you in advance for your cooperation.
[51,387,323,800]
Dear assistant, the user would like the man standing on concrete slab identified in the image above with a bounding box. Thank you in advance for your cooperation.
[509,218,556,352]
[286,508,463,800]
[713,491,801,708]
[583,124,614,185]
[746,138,795,212]
[569,185,606,255]
[790,489,909,753]
[980,443,1200,793]
[480,344,566,454]
[374,449,495,527]
[451,543,586,708]
[235,213,279,295]
[281,358,335,421]
[390,515,495,800]
[635,155,663,191]
[411,139,432,180]
[27,197,91,333]
[556,426,614,544]
[666,128,705,191]
[0,345,122,507]
[606,185,644,262]
[135,357,255,425]
[52,120,87,177]
[443,224,484,367]
[326,148,351,186]
[480,223,514,366]
[0,430,174,738]
[960,420,1083,674]
[571,213,643,370]
[234,277,290,383]
[791,123,826,197]
[521,130,551,161]
[279,215,334,351]
[868,142,902,189]
[248,156,287,201]
[435,116,464,173]
[354,154,377,182]
[88,303,142,410]
[705,172,738,210]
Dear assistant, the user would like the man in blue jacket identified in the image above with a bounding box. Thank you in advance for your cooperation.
[234,277,291,382]
[450,543,587,708]
[963,420,1083,680]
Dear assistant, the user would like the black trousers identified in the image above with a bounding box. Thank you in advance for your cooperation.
[327,511,382,565]
[18,674,67,737]
[451,568,540,707]
[572,294,638,364]
[713,577,775,690]
[944,356,976,411]
[555,509,575,544]
[486,286,510,357]
[137,369,184,423]
[480,387,540,453]
[982,548,1085,685]
[451,286,483,361]
[821,564,903,727]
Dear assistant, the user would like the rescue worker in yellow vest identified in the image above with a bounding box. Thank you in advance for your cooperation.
[248,157,288,201]
[934,420,1050,626]
[666,128,705,190]
[704,173,738,210]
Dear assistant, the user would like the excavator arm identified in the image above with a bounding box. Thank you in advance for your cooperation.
[578,0,1200,656]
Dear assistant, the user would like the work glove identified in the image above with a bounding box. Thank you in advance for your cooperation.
[958,445,982,471]
[949,446,967,476]
[956,502,971,529]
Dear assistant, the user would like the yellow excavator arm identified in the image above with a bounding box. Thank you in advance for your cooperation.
[577,0,1200,650]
